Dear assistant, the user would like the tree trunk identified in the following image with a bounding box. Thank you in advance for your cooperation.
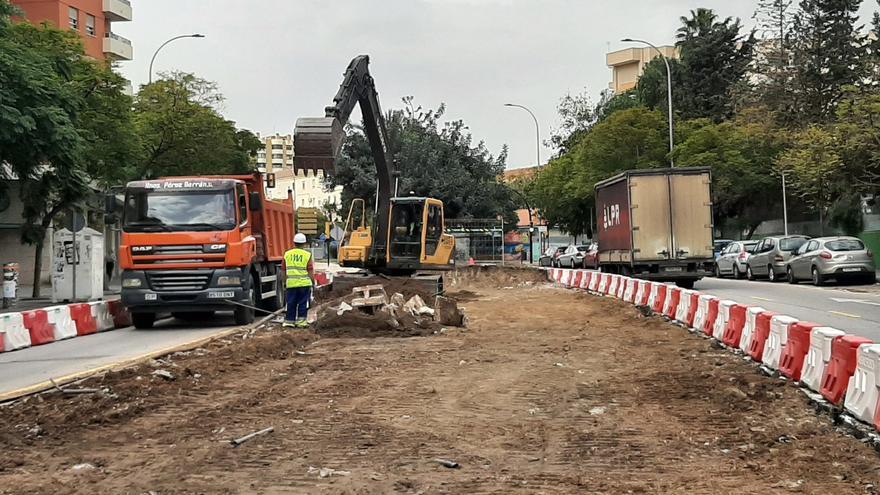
[746,223,760,240]
[32,240,44,299]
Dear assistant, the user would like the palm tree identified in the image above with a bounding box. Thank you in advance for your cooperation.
[676,8,724,45]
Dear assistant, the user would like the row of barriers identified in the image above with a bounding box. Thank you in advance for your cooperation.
[547,268,880,432]
[0,300,131,353]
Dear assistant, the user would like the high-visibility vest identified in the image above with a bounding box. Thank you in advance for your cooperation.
[284,248,312,288]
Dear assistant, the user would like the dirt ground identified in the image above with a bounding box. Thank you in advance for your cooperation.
[2,266,880,494]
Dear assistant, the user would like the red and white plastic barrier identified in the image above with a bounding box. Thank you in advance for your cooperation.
[844,344,880,423]
[763,315,798,370]
[693,294,716,334]
[21,310,54,346]
[663,287,681,319]
[779,322,822,381]
[588,271,601,292]
[713,300,736,341]
[821,335,873,406]
[802,327,846,392]
[739,307,766,354]
[675,289,694,323]
[89,301,115,332]
[1,312,30,352]
[45,305,77,341]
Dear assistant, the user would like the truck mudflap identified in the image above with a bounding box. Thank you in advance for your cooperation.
[121,269,250,314]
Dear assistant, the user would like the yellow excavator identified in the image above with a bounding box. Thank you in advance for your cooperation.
[293,55,455,276]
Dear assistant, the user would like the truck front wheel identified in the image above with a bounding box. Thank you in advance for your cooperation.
[132,313,156,329]
[234,275,257,326]
[675,280,696,290]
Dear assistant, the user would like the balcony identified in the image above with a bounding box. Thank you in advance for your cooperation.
[103,0,132,22]
[103,32,133,61]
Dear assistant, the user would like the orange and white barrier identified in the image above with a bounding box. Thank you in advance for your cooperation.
[89,301,115,332]
[624,279,638,304]
[1,312,31,351]
[693,294,717,333]
[45,305,77,341]
[712,300,736,341]
[663,287,681,319]
[674,289,694,323]
[739,307,767,354]
[844,344,880,423]
[615,277,628,299]
[802,327,846,393]
[763,315,798,370]
[607,275,620,297]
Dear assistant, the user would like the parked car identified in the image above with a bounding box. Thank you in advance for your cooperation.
[557,244,591,268]
[714,240,759,279]
[582,242,599,269]
[786,236,877,286]
[539,246,566,267]
[713,239,734,261]
[746,235,810,282]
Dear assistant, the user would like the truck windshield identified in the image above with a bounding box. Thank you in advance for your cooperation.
[123,189,237,232]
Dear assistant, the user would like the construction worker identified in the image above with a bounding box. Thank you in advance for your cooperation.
[282,233,315,328]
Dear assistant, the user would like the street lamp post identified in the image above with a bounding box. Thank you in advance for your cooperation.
[622,38,674,167]
[782,171,789,236]
[503,103,542,264]
[504,103,541,168]
[148,34,206,84]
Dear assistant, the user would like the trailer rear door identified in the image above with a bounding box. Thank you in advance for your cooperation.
[670,171,713,259]
[630,174,672,261]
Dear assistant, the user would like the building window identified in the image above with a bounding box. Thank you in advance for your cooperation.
[68,7,79,30]
[85,14,95,36]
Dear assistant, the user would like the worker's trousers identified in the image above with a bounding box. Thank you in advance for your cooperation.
[285,287,311,322]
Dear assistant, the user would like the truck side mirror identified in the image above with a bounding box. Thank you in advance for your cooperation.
[104,193,116,215]
[249,191,263,212]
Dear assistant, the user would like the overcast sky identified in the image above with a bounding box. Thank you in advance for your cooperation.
[115,0,878,169]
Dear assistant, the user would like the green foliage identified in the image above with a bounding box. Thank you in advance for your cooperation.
[528,107,668,237]
[331,98,516,226]
[790,0,866,123]
[594,89,642,123]
[776,125,842,210]
[548,89,595,155]
[134,72,258,178]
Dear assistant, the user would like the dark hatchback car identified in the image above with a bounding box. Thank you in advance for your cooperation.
[539,246,566,267]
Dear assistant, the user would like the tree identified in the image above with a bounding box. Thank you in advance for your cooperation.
[594,89,643,123]
[528,107,668,238]
[674,114,785,237]
[548,89,595,155]
[331,98,516,226]
[0,5,95,297]
[776,125,843,233]
[677,9,756,120]
[133,72,259,178]
[790,0,866,123]
[752,0,797,116]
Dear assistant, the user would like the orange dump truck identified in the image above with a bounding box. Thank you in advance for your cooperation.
[115,173,295,328]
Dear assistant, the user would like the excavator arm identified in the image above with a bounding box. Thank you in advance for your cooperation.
[294,55,395,265]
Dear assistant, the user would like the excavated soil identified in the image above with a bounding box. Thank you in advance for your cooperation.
[1,267,879,494]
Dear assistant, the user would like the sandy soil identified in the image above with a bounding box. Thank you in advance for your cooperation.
[1,267,879,494]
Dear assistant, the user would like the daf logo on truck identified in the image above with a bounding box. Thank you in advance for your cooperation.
[602,204,621,230]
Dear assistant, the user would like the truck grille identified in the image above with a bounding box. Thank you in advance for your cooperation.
[146,271,212,292]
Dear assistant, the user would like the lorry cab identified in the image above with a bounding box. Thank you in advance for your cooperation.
[117,174,294,329]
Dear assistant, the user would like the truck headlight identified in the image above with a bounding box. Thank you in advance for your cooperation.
[122,278,142,288]
[217,275,241,286]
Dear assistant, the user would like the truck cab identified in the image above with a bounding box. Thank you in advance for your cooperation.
[117,174,294,328]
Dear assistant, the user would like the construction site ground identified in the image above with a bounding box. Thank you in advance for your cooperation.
[2,267,880,494]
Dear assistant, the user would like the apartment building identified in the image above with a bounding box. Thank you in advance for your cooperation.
[12,0,133,61]
[606,45,677,93]
[256,133,294,172]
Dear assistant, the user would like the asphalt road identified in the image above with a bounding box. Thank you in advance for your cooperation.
[693,277,880,341]
[0,314,238,396]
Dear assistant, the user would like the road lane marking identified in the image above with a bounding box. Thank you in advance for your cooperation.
[828,310,862,319]
[752,296,774,302]
[830,297,880,307]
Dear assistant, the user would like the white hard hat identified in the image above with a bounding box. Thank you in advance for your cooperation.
[294,233,307,244]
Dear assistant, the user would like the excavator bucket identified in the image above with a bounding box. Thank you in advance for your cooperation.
[293,117,344,174]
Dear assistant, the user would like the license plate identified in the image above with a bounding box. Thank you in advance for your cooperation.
[842,268,862,273]
[145,293,157,301]
[664,266,683,272]
[209,291,235,299]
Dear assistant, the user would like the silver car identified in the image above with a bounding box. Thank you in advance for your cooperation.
[556,244,590,268]
[715,240,759,279]
[786,236,877,286]
[747,235,810,282]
